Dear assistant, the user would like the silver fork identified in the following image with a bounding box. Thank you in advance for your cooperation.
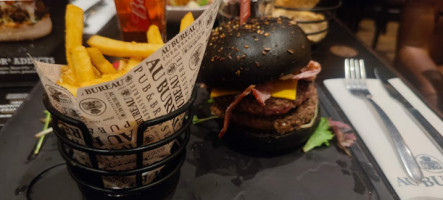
[345,58,424,184]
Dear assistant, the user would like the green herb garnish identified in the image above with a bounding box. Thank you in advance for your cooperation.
[197,0,209,6]
[302,117,334,152]
[192,115,219,124]
[33,110,51,155]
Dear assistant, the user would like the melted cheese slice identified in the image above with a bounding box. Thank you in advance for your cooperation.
[210,79,298,100]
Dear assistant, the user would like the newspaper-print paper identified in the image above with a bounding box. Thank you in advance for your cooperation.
[34,0,221,189]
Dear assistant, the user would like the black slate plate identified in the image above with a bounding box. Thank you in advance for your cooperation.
[0,83,396,200]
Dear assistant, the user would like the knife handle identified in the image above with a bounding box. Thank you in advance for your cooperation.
[406,107,443,152]
[366,98,424,183]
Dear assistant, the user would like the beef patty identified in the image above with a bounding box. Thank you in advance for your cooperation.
[212,80,315,116]
[211,87,318,134]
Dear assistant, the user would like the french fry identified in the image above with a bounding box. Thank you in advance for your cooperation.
[86,47,117,74]
[58,3,194,94]
[147,25,164,44]
[116,59,127,71]
[58,82,79,97]
[127,57,142,71]
[71,46,95,83]
[58,65,78,86]
[92,66,102,78]
[180,12,194,32]
[114,58,140,74]
[65,4,84,70]
[80,72,125,88]
[87,35,163,58]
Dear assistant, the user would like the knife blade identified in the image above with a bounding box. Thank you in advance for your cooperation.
[374,68,443,152]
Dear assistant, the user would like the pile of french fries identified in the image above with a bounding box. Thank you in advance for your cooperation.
[58,5,195,96]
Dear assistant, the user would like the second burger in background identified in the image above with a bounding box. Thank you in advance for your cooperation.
[0,0,52,41]
[200,17,322,153]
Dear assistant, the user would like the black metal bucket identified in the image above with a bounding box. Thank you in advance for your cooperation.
[42,89,196,200]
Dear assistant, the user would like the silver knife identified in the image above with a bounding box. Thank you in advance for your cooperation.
[374,68,443,152]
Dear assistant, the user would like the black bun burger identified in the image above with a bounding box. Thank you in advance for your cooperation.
[200,17,322,153]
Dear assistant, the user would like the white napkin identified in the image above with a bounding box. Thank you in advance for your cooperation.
[72,0,117,35]
[324,78,443,200]
[71,0,100,11]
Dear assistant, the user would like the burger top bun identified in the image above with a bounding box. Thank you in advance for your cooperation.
[200,17,311,89]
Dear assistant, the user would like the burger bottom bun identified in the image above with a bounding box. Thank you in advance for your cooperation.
[222,106,320,155]
[0,15,52,42]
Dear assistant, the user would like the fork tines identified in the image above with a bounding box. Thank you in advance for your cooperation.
[345,58,367,90]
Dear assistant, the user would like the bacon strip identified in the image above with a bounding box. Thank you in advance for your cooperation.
[328,119,352,131]
[217,61,322,137]
[329,119,356,157]
[251,61,322,105]
[280,61,322,81]
[218,85,256,138]
[251,87,271,106]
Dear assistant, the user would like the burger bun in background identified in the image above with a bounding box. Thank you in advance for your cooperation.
[272,9,328,43]
[0,0,52,42]
[0,15,52,41]
[274,0,320,9]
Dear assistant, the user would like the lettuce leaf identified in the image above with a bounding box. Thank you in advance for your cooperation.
[197,0,209,6]
[302,117,334,152]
